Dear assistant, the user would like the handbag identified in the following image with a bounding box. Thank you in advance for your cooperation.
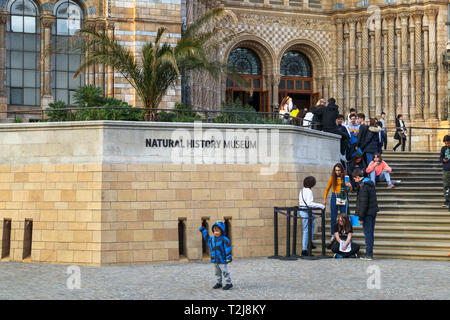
[335,178,347,206]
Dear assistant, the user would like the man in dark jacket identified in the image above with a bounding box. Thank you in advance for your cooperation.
[313,98,340,133]
[440,135,450,208]
[310,99,326,130]
[352,168,379,261]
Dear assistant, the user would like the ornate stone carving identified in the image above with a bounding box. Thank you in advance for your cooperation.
[40,15,55,29]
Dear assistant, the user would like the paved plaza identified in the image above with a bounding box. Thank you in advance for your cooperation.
[0,257,448,300]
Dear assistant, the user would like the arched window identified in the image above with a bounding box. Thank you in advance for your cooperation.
[52,0,84,105]
[227,47,262,76]
[6,0,40,106]
[226,47,267,113]
[280,51,312,78]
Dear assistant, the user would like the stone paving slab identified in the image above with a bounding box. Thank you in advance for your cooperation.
[0,258,448,300]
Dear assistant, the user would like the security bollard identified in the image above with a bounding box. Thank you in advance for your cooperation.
[268,208,280,259]
[280,208,297,260]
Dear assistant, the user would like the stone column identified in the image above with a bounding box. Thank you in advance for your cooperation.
[396,19,402,117]
[356,20,362,111]
[427,9,438,120]
[409,18,416,120]
[40,14,55,109]
[400,13,410,120]
[0,10,7,119]
[369,30,376,117]
[423,15,429,120]
[96,21,106,93]
[361,18,370,117]
[344,23,350,114]
[272,75,280,107]
[375,18,382,118]
[382,22,388,117]
[414,12,423,120]
[387,16,396,121]
[84,20,96,86]
[336,19,345,109]
[349,19,357,110]
[106,22,115,97]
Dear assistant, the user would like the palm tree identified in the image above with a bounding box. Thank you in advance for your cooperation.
[74,8,236,120]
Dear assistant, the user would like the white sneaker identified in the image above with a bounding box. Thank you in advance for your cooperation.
[393,180,401,184]
[387,183,395,188]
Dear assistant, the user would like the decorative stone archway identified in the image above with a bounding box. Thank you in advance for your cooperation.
[277,39,331,104]
[219,34,277,111]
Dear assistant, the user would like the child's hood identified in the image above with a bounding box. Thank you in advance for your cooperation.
[211,221,226,234]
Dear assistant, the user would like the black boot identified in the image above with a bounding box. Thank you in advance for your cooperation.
[222,284,233,290]
[212,283,222,289]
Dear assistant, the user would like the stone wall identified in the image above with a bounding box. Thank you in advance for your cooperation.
[0,121,340,265]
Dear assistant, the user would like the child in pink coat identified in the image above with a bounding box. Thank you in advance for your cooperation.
[366,153,395,188]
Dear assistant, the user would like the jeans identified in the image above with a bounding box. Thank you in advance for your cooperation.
[330,193,348,235]
[362,215,376,257]
[443,170,450,203]
[366,153,374,165]
[299,210,315,251]
[369,170,391,185]
[215,264,232,285]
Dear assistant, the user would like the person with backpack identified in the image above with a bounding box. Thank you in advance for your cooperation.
[360,118,382,165]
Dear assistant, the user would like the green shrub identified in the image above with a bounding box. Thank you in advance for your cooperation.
[156,102,203,122]
[213,99,282,124]
[46,101,75,122]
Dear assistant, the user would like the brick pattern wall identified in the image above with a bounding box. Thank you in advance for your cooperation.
[0,162,330,265]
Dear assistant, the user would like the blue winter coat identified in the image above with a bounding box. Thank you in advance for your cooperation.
[199,222,232,264]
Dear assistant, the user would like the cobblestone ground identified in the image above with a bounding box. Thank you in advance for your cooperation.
[0,257,448,300]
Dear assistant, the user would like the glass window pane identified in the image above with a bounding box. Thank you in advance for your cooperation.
[68,72,80,89]
[68,20,80,35]
[23,88,36,105]
[57,3,69,18]
[56,72,68,88]
[244,79,251,89]
[23,52,36,69]
[56,89,68,104]
[296,80,302,90]
[56,54,68,70]
[226,78,233,87]
[69,55,80,72]
[253,78,260,89]
[287,80,294,90]
[23,0,37,16]
[23,34,36,51]
[279,80,285,89]
[11,16,23,32]
[24,70,36,87]
[69,90,76,105]
[10,88,23,105]
[11,0,24,15]
[11,70,23,86]
[304,81,311,91]
[57,19,68,35]
[11,51,23,68]
[23,16,35,33]
[10,33,23,50]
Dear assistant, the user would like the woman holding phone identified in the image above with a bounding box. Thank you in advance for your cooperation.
[323,163,352,242]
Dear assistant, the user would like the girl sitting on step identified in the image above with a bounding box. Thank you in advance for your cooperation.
[331,214,360,258]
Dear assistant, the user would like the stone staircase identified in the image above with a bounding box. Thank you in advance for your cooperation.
[314,151,450,261]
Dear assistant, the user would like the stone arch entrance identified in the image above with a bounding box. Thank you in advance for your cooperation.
[221,35,276,113]
[276,40,330,110]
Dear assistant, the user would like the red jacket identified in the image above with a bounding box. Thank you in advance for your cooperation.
[366,160,392,176]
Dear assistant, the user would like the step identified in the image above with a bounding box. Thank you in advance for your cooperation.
[349,204,448,211]
[311,239,450,252]
[377,210,450,217]
[310,248,450,261]
[348,198,445,205]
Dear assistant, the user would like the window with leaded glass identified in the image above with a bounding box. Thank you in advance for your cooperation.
[227,48,262,75]
[280,51,312,78]
[6,0,40,106]
[51,0,84,105]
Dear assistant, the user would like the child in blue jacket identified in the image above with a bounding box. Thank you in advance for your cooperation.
[199,221,233,290]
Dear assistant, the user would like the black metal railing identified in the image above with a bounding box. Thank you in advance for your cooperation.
[0,106,318,127]
[269,206,331,261]
[385,126,450,152]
